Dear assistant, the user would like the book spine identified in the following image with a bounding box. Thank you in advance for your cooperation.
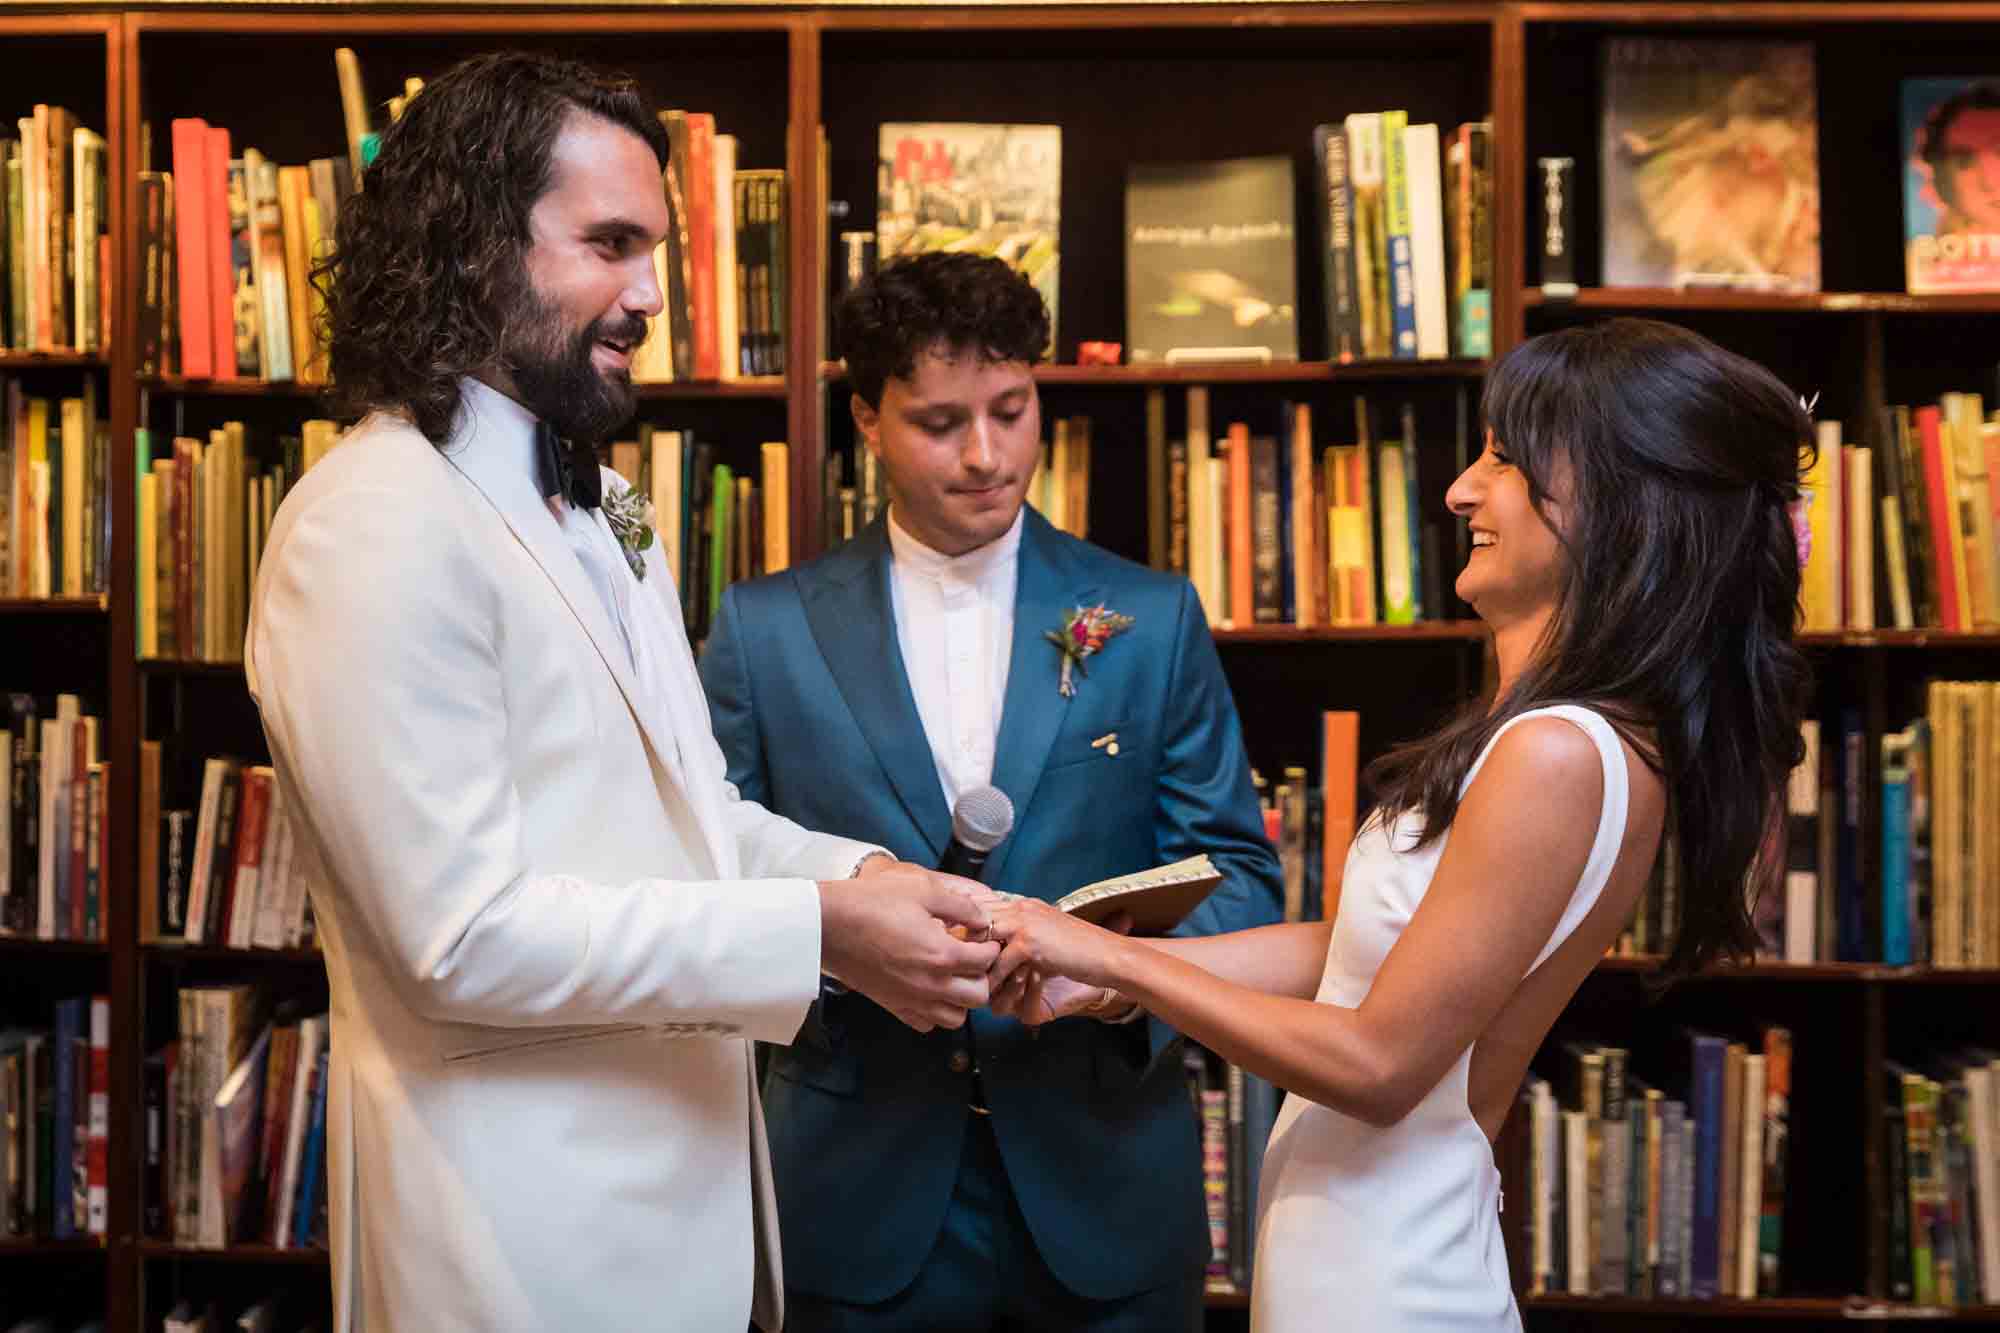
[1382,111,1416,358]
[1316,125,1360,363]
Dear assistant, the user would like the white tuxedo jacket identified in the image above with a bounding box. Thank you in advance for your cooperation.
[245,381,879,1331]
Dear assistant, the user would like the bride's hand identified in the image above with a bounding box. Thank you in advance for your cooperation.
[986,899,1134,1014]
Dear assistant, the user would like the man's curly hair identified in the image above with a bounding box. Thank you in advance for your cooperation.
[314,51,667,445]
[835,252,1050,408]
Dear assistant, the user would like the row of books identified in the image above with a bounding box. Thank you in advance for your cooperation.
[1309,114,1493,363]
[1192,1050,1279,1293]
[148,988,330,1253]
[0,996,110,1241]
[621,426,790,644]
[138,747,317,953]
[1,107,110,356]
[133,419,337,663]
[138,121,354,384]
[1,693,109,944]
[1776,683,1999,970]
[1515,1030,1794,1301]
[1801,398,2000,634]
[1884,1052,2000,1307]
[1,381,112,600]
[1149,387,1450,630]
[631,110,789,382]
[870,117,1492,365]
[1254,711,1361,928]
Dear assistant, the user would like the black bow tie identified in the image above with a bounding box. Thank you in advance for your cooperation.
[536,420,602,510]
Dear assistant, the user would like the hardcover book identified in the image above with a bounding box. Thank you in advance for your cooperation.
[877,123,1060,348]
[1600,38,1820,291]
[1901,77,2000,293]
[1126,155,1298,364]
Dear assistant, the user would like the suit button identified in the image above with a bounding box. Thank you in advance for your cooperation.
[948,1049,972,1074]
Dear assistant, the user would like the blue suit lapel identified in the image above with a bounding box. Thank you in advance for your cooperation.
[800,520,952,859]
[987,509,1098,889]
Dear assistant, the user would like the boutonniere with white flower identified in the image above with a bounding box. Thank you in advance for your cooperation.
[602,485,657,582]
[1045,604,1135,697]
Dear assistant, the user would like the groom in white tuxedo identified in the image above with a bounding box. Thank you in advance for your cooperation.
[245,51,1000,1332]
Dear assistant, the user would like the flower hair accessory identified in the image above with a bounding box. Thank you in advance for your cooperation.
[1790,392,1819,569]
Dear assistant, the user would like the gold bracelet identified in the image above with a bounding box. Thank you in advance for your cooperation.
[1081,988,1140,1022]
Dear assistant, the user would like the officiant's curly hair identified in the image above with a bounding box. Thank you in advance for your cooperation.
[1365,318,1814,984]
[314,51,668,445]
[837,252,1051,409]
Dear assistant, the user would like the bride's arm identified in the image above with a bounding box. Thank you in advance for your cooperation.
[991,719,1606,1127]
[1122,922,1334,1001]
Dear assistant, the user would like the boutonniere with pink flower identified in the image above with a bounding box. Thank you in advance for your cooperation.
[1045,604,1135,697]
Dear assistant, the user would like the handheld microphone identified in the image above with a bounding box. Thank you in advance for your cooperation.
[939,786,1015,882]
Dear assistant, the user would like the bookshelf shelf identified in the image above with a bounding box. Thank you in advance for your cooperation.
[1524,288,2000,316]
[1797,630,2000,649]
[1521,1294,1852,1318]
[135,1243,327,1266]
[141,944,323,965]
[137,658,244,676]
[0,352,105,370]
[140,378,329,399]
[635,376,788,400]
[0,936,109,958]
[0,1239,106,1260]
[818,359,1487,388]
[0,595,108,614]
[1214,622,1488,643]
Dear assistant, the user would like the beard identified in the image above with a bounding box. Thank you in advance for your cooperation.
[504,283,649,445]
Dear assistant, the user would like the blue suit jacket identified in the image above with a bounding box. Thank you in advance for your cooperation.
[699,508,1283,1304]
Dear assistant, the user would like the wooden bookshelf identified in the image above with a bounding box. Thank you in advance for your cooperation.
[137,658,245,676]
[0,596,109,614]
[0,936,111,958]
[142,943,324,964]
[820,358,1488,386]
[1,4,1993,1330]
[1213,622,1488,643]
[1523,287,2000,315]
[0,352,107,369]
[135,1244,327,1266]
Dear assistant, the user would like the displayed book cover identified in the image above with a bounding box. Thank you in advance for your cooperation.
[1125,155,1298,364]
[1901,78,2000,293]
[1600,38,1820,291]
[877,123,1060,347]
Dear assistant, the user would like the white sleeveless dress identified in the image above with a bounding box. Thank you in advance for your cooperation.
[1250,705,1631,1332]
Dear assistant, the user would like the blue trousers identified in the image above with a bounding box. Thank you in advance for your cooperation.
[782,1114,1205,1333]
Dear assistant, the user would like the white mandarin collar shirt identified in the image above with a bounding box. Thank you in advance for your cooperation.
[885,506,1023,812]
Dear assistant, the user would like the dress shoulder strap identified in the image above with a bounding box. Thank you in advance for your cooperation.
[1462,705,1633,977]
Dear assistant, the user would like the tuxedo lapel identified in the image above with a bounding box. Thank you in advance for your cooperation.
[800,521,952,860]
[986,510,1097,888]
[444,439,703,847]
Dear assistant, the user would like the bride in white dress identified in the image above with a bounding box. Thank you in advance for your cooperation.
[985,318,1816,1330]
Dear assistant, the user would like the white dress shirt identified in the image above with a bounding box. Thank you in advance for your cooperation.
[886,507,1023,812]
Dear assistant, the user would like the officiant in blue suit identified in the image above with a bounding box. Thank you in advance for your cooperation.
[699,252,1283,1332]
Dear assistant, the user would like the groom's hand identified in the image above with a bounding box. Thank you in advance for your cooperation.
[818,866,1000,1032]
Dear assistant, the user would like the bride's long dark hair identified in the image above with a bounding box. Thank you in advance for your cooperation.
[1366,318,1814,980]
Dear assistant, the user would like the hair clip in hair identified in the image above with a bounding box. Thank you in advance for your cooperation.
[1798,391,1820,418]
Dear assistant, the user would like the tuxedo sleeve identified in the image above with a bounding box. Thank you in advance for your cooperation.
[697,584,886,883]
[248,482,821,1043]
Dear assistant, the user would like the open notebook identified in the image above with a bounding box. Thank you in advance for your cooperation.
[1055,854,1222,933]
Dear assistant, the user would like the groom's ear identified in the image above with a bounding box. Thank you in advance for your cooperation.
[850,392,880,453]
